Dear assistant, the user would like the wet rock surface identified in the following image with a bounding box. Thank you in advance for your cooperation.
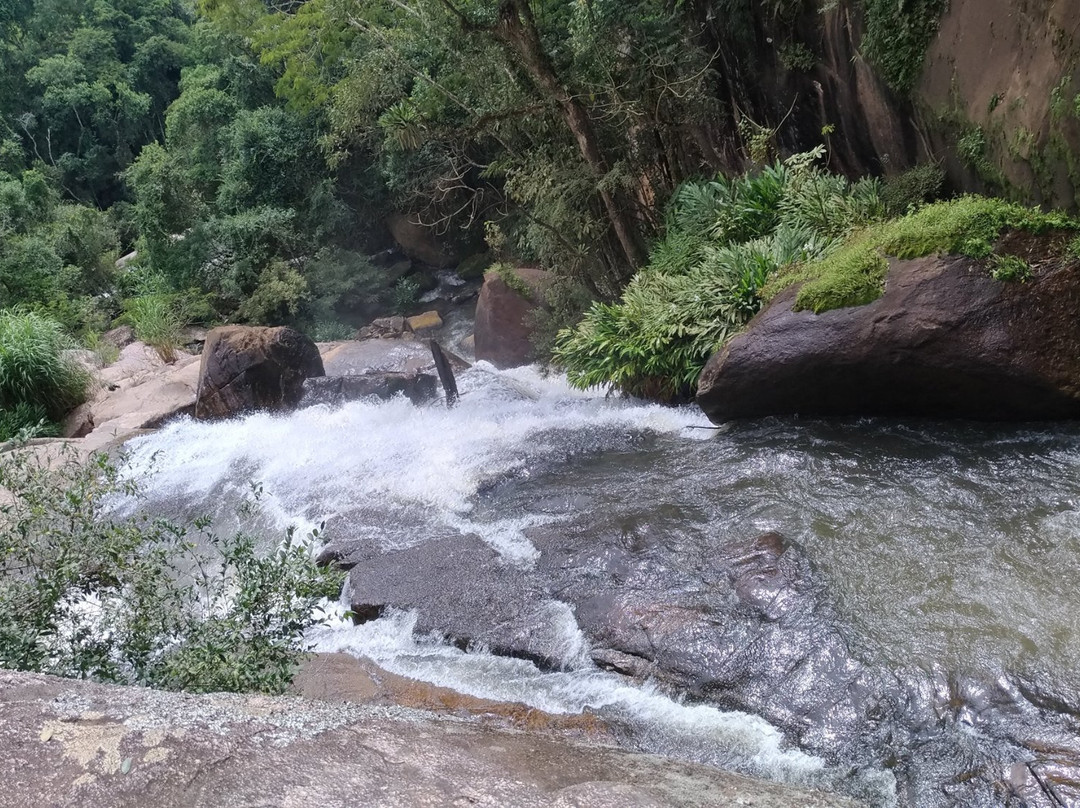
[698,255,1080,422]
[326,519,1080,807]
[196,326,324,419]
[0,670,857,808]
[320,336,469,377]
[301,372,437,407]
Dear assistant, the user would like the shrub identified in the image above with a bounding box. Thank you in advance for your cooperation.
[1068,234,1080,261]
[881,163,946,215]
[554,150,874,398]
[0,402,58,442]
[0,309,90,421]
[861,0,949,93]
[308,320,355,341]
[989,254,1031,282]
[0,447,344,694]
[392,276,420,313]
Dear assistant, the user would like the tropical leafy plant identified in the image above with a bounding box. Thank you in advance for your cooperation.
[554,150,877,399]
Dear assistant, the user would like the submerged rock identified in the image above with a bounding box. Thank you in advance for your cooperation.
[320,337,469,377]
[336,527,888,760]
[474,267,551,368]
[698,255,1080,422]
[301,372,437,407]
[195,326,324,419]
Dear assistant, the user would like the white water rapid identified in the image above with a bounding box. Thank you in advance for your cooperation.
[115,363,896,803]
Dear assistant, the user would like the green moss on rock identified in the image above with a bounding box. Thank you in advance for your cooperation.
[765,196,1078,313]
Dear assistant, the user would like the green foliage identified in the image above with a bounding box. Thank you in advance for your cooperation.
[493,262,536,301]
[0,309,90,422]
[236,261,310,325]
[1,0,192,204]
[771,233,888,313]
[308,320,354,341]
[861,0,948,93]
[881,163,946,215]
[778,42,817,72]
[989,254,1031,282]
[391,276,419,314]
[554,150,873,398]
[0,448,344,694]
[772,196,1078,313]
[0,401,58,443]
[122,295,187,362]
[1068,234,1080,261]
[0,169,120,332]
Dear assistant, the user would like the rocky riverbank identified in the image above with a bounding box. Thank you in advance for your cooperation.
[0,669,857,808]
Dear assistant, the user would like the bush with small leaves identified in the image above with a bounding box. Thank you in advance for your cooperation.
[0,447,345,694]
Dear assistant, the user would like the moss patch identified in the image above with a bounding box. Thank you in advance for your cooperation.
[763,196,1079,313]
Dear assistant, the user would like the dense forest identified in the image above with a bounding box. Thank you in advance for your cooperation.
[1,0,1078,434]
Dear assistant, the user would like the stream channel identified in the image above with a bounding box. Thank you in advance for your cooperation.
[115,362,1080,807]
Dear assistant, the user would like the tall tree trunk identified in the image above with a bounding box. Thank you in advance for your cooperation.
[490,0,646,274]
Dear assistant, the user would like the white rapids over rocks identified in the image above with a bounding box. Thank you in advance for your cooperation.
[115,363,713,562]
[114,362,896,804]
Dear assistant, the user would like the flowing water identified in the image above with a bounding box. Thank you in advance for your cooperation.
[116,362,1080,806]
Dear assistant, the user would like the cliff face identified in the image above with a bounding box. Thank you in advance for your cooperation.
[916,0,1080,209]
[743,0,1080,210]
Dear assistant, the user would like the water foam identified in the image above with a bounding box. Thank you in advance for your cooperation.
[308,606,835,786]
[116,364,710,562]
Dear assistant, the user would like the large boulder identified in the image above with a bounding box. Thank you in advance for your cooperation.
[386,213,461,268]
[697,255,1080,422]
[195,326,324,419]
[474,267,551,369]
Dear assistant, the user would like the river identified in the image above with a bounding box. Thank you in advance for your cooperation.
[115,361,1080,807]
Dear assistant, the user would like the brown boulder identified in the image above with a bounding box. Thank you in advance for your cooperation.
[195,326,324,419]
[697,255,1080,422]
[474,267,552,369]
[386,213,460,268]
[355,316,413,340]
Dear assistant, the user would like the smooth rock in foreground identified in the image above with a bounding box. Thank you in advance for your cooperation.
[698,255,1080,422]
[195,326,324,419]
[0,671,856,808]
[64,342,200,449]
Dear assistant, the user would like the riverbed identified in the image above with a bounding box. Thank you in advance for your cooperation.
[115,362,1080,807]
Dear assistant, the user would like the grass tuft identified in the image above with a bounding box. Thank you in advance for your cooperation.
[0,309,91,425]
